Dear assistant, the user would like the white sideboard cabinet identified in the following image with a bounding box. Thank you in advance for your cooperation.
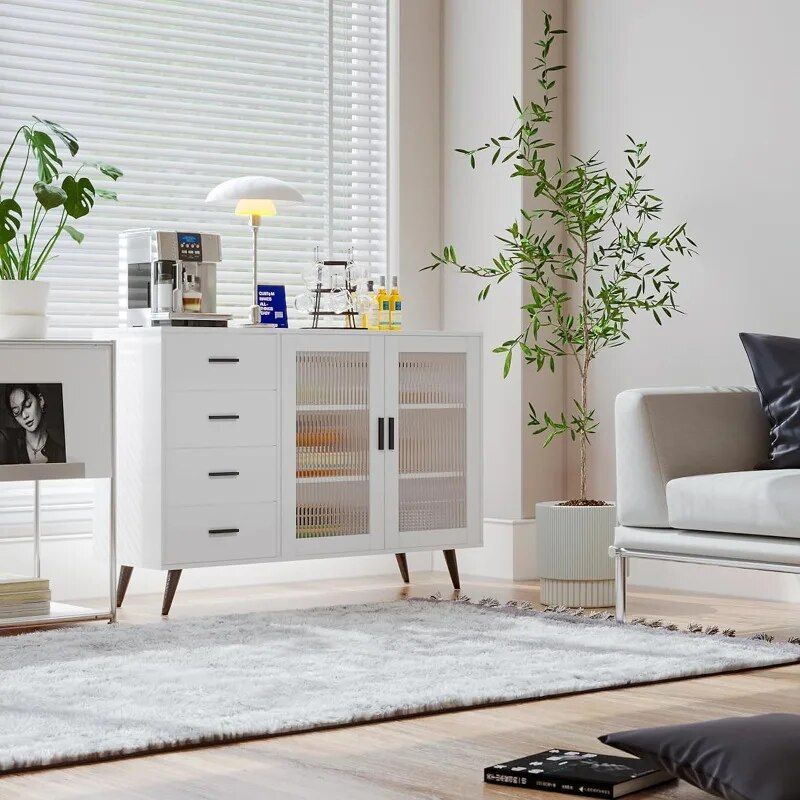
[110,328,482,613]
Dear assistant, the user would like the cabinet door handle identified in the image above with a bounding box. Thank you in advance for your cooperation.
[208,528,240,537]
[208,471,239,478]
[208,414,240,421]
[388,416,395,450]
[208,357,240,363]
[378,417,385,450]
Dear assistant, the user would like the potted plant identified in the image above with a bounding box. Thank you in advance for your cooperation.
[0,117,121,338]
[427,14,696,607]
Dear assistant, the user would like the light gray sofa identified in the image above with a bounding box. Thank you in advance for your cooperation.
[611,386,800,622]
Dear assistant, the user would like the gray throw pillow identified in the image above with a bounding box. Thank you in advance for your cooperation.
[600,714,800,800]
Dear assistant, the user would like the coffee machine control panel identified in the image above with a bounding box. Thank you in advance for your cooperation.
[177,232,203,262]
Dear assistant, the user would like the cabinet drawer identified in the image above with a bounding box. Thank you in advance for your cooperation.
[165,502,278,564]
[166,391,277,449]
[166,447,277,507]
[164,333,277,391]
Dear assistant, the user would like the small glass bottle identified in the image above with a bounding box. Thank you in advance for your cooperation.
[359,280,375,329]
[183,274,202,312]
[366,280,380,329]
[376,276,390,330]
[389,276,402,331]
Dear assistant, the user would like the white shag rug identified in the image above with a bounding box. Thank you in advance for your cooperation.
[1,599,798,772]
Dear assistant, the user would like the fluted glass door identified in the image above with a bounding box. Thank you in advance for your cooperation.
[281,336,384,556]
[384,337,480,550]
[295,351,370,540]
[397,352,467,533]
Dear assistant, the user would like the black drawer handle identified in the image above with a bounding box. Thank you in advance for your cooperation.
[208,414,240,421]
[208,528,240,537]
[378,417,385,450]
[208,357,240,363]
[388,417,395,450]
[208,471,239,478]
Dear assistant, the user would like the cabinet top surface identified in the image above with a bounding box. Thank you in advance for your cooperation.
[103,327,482,339]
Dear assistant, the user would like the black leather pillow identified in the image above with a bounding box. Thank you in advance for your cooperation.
[600,714,800,800]
[740,332,800,468]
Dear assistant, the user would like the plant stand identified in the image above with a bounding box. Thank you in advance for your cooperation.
[536,501,616,608]
[0,339,117,629]
[0,463,117,628]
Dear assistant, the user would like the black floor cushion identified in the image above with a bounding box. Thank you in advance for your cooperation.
[601,713,800,800]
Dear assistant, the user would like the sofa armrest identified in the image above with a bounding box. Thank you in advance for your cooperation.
[615,387,768,528]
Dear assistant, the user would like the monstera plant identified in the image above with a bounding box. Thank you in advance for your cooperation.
[0,117,121,279]
[0,117,121,336]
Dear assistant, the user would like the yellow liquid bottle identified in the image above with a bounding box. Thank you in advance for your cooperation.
[376,277,390,330]
[389,276,402,331]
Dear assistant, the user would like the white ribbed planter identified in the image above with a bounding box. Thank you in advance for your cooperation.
[536,501,617,608]
[0,280,49,339]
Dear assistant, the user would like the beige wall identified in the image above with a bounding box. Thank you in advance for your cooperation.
[565,1,800,599]
[565,0,800,500]
[392,0,442,332]
[440,0,566,519]
[402,1,800,600]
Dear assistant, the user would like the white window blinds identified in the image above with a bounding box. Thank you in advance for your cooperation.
[0,0,387,330]
[0,0,387,542]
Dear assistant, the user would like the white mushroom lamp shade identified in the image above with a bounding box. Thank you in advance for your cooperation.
[205,176,304,324]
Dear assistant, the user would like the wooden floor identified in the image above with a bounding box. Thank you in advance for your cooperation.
[2,572,799,800]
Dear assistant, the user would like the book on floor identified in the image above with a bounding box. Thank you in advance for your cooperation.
[484,748,673,797]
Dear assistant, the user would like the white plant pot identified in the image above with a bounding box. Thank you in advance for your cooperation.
[0,280,49,339]
[536,500,617,608]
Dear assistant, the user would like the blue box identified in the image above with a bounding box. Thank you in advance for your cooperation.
[257,284,288,328]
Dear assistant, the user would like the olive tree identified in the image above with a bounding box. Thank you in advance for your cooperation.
[426,13,696,502]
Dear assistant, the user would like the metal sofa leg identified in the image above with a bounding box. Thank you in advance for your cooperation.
[613,549,627,623]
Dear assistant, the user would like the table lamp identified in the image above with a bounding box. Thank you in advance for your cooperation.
[206,175,304,325]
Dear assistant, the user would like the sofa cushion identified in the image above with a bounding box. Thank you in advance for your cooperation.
[615,388,767,529]
[666,470,800,539]
[740,332,800,468]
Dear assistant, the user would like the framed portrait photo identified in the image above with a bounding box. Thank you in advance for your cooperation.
[0,383,67,466]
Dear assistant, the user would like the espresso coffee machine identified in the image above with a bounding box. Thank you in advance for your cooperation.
[120,229,231,327]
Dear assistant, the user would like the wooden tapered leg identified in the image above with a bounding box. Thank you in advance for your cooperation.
[161,569,182,616]
[116,565,133,608]
[443,549,460,592]
[395,553,410,584]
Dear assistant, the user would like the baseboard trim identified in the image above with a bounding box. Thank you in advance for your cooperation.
[457,517,537,581]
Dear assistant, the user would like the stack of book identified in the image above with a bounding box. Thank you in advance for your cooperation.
[0,574,51,619]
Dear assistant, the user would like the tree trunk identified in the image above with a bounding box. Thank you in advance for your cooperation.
[580,242,590,502]
[580,368,588,501]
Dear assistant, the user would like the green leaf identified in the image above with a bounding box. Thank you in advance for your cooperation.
[96,188,118,201]
[63,224,84,244]
[33,117,79,157]
[25,130,62,182]
[61,175,95,219]
[33,180,67,210]
[86,161,122,181]
[0,198,22,245]
[503,349,513,378]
